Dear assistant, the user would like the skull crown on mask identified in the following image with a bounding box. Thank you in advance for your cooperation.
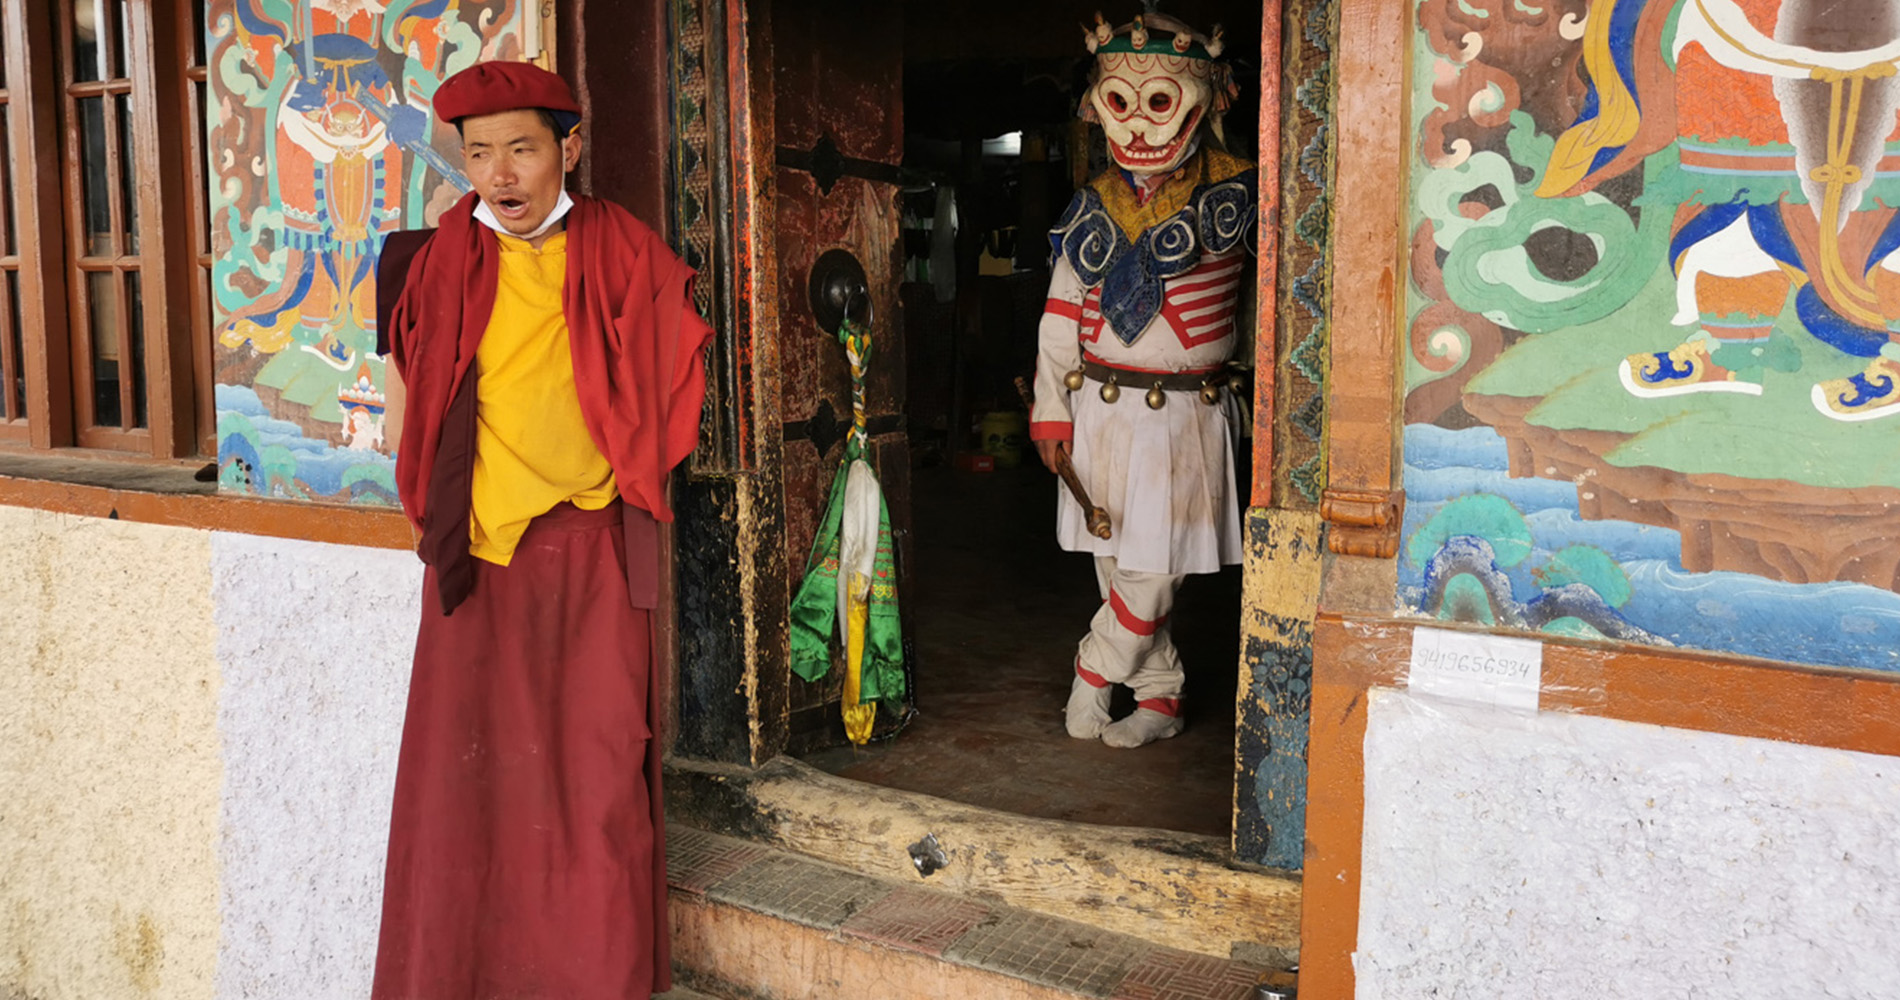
[1078,11,1235,178]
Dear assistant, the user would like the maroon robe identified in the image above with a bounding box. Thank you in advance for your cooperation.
[371,193,710,999]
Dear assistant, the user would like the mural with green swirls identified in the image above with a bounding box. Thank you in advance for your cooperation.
[1400,0,1900,674]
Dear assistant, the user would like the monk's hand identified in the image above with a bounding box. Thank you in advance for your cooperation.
[1036,439,1069,474]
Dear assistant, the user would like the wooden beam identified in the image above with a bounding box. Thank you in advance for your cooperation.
[1321,0,1408,552]
[1249,0,1284,508]
[667,755,1304,961]
[0,467,413,547]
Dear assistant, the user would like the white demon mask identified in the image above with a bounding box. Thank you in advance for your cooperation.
[1082,11,1235,177]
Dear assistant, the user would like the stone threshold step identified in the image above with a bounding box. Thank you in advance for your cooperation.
[666,823,1298,1000]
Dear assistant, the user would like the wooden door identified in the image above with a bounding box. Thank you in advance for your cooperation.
[769,0,912,750]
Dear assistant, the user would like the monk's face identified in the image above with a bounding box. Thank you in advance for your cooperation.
[460,109,581,241]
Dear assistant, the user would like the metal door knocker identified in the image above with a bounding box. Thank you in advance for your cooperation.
[807,248,871,334]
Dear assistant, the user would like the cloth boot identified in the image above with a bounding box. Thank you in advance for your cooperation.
[1065,663,1113,739]
[1102,707,1184,748]
[1072,556,1187,748]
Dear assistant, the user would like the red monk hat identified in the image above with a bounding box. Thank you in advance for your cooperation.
[434,60,581,125]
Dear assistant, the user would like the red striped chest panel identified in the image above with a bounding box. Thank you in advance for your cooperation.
[1160,254,1244,348]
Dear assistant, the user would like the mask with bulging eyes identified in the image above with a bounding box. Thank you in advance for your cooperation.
[1079,13,1234,179]
[1088,52,1212,176]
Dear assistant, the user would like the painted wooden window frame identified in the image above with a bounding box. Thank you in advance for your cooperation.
[0,0,401,546]
[0,0,208,460]
[0,1,653,555]
[0,0,556,551]
[0,1,401,548]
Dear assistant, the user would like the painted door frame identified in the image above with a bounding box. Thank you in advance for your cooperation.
[664,0,1325,872]
[665,0,798,767]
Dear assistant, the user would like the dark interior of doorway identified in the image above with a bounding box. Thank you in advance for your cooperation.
[798,0,1260,840]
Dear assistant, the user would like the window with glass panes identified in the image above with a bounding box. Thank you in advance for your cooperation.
[0,0,211,458]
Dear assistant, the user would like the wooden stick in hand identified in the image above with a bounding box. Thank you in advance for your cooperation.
[1014,376,1111,539]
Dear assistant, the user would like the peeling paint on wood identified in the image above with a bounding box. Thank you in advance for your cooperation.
[1233,508,1323,870]
[676,476,763,763]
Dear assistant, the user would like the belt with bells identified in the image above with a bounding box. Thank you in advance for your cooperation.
[1068,359,1248,409]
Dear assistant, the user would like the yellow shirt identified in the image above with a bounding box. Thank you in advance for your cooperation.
[467,231,618,566]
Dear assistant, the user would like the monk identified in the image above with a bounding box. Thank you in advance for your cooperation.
[370,60,711,1000]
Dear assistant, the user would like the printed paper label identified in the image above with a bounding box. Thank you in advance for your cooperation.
[1407,626,1543,711]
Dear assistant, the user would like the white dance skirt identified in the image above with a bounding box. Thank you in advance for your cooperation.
[1055,387,1244,576]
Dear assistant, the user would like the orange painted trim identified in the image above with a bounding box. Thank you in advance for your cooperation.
[1298,613,1900,999]
[1299,615,1372,1000]
[1250,0,1284,507]
[729,0,772,473]
[0,473,415,549]
[1325,0,1408,495]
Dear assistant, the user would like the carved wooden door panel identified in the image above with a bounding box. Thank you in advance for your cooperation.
[770,0,911,750]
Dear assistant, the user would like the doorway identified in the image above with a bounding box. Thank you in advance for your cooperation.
[781,0,1262,841]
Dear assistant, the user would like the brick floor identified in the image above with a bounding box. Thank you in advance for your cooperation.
[943,907,1152,998]
[702,852,890,930]
[665,825,773,896]
[839,884,994,958]
[1109,948,1269,1000]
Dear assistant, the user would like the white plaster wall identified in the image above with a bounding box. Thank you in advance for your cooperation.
[1356,690,1900,999]
[0,506,221,1000]
[209,532,421,1000]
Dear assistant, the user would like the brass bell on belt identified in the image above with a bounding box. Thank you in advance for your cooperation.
[1146,382,1167,410]
[1063,368,1086,392]
[1100,375,1120,403]
[1199,380,1221,405]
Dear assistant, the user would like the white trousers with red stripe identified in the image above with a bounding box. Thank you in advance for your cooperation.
[1075,556,1185,716]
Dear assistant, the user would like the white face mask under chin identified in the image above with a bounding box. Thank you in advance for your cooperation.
[474,188,574,241]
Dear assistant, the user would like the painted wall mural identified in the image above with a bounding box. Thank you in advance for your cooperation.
[1403,0,1900,672]
[208,0,540,503]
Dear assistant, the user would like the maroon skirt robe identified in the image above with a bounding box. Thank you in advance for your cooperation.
[372,503,670,999]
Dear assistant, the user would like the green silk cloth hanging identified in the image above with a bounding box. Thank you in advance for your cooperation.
[788,316,904,743]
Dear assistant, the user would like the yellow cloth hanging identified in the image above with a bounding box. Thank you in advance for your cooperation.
[843,570,877,744]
